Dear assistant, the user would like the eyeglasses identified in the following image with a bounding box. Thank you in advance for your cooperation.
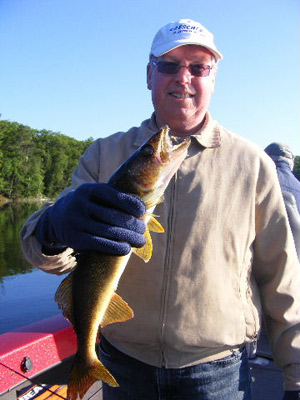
[151,60,213,77]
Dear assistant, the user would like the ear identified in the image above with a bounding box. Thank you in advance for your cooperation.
[147,63,153,90]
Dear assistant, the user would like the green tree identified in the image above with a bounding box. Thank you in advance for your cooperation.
[37,130,92,198]
[0,120,93,199]
[0,121,44,199]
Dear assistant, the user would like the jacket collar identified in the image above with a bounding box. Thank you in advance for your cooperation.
[192,112,221,148]
[133,112,222,149]
[133,114,160,147]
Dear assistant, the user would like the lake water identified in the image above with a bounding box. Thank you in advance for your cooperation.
[0,202,65,334]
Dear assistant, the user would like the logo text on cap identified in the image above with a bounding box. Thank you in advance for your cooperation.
[169,24,204,34]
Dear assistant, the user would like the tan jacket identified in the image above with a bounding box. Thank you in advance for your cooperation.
[20,113,300,390]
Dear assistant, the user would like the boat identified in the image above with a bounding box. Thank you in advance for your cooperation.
[0,315,285,400]
[0,315,102,400]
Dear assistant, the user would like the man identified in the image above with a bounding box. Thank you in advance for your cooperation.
[20,19,300,399]
[265,142,300,260]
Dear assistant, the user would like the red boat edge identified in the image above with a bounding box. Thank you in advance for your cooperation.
[0,315,76,395]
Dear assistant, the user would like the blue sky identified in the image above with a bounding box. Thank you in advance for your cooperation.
[1,0,299,155]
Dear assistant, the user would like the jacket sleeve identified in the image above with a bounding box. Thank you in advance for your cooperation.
[253,160,300,390]
[19,140,102,274]
[282,190,300,261]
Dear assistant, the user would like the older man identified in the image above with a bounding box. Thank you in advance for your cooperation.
[20,19,300,399]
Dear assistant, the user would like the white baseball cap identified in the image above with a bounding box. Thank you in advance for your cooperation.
[150,19,223,61]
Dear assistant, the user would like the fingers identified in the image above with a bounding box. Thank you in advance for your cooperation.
[88,183,146,218]
[75,217,146,249]
[70,232,143,256]
[87,202,146,235]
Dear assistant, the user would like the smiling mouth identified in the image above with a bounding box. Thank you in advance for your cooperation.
[170,93,194,99]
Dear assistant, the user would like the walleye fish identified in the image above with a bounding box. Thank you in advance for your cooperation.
[55,126,190,400]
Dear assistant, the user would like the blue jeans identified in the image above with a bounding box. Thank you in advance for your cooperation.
[99,337,252,400]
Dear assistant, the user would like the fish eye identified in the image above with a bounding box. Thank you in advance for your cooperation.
[141,144,154,157]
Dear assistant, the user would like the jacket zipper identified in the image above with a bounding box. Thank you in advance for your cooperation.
[159,173,177,366]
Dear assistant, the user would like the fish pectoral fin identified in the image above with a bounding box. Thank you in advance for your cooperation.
[147,215,164,233]
[132,216,163,262]
[157,194,165,205]
[55,272,74,324]
[101,293,134,328]
[132,229,153,262]
[146,194,165,208]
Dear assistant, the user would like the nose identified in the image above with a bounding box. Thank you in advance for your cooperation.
[175,66,192,84]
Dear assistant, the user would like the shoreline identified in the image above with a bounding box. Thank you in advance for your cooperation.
[0,197,51,205]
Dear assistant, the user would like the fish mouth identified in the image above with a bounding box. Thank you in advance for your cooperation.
[158,125,191,164]
[154,125,190,190]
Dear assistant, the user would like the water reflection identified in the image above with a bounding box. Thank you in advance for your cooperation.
[0,202,39,280]
[0,269,64,333]
[0,202,65,333]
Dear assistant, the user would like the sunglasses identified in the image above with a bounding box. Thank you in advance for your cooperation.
[151,60,213,77]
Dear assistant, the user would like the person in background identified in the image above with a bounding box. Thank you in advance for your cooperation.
[265,142,300,260]
[20,19,300,399]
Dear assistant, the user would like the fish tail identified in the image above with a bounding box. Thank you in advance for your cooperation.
[67,357,119,400]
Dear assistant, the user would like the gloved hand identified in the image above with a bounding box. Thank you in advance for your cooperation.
[282,391,300,399]
[35,183,146,255]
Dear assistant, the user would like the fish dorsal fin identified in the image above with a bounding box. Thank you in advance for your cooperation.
[147,215,164,233]
[101,293,134,328]
[55,272,74,324]
[132,229,153,262]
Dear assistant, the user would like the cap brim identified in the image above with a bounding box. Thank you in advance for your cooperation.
[151,41,223,60]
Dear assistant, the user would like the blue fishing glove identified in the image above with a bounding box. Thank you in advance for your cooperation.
[35,183,146,256]
[282,391,300,399]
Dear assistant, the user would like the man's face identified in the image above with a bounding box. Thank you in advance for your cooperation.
[147,45,217,136]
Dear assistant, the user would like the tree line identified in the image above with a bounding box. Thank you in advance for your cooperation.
[0,119,299,200]
[0,120,93,200]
